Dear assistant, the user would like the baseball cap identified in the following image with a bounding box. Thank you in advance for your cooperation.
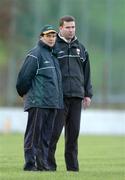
[40,25,57,35]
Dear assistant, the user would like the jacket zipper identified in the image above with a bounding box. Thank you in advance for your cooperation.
[68,43,72,96]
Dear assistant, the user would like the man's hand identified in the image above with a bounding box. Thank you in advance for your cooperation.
[83,97,91,109]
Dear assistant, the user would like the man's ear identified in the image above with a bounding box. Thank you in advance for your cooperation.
[59,26,63,31]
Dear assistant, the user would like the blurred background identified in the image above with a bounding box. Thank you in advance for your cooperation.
[0,0,125,134]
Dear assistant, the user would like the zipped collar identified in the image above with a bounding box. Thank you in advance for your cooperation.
[57,34,80,48]
[38,40,54,51]
[38,40,58,57]
[58,33,77,44]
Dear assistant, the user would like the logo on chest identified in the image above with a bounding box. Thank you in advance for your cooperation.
[76,48,80,56]
[43,60,50,64]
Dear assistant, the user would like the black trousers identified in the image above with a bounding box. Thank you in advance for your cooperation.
[48,97,82,171]
[24,107,57,169]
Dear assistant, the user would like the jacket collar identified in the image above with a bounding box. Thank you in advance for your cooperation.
[57,34,79,48]
[38,40,58,57]
[38,40,53,51]
[58,33,77,43]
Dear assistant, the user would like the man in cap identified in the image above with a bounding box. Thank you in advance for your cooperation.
[16,25,63,171]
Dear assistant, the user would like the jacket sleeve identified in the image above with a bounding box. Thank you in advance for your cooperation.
[83,50,93,98]
[16,55,38,97]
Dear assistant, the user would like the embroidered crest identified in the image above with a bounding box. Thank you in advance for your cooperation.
[76,48,80,55]
[44,60,50,64]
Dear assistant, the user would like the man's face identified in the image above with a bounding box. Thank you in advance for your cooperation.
[59,21,75,40]
[41,33,57,47]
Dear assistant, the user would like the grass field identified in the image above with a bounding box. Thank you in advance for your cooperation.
[0,134,124,180]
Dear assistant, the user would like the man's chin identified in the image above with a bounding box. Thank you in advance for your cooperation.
[48,43,54,47]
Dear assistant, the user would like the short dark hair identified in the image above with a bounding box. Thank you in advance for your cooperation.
[59,15,75,26]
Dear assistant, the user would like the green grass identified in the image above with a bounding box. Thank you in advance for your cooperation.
[0,134,124,180]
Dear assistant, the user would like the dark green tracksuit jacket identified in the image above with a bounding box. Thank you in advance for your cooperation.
[16,40,63,111]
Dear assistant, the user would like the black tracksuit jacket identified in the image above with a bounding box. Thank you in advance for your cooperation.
[56,35,93,99]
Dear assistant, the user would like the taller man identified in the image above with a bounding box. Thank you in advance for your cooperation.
[48,16,93,171]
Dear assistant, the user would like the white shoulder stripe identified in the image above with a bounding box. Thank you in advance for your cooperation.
[27,54,38,60]
[58,55,80,59]
[27,54,39,72]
